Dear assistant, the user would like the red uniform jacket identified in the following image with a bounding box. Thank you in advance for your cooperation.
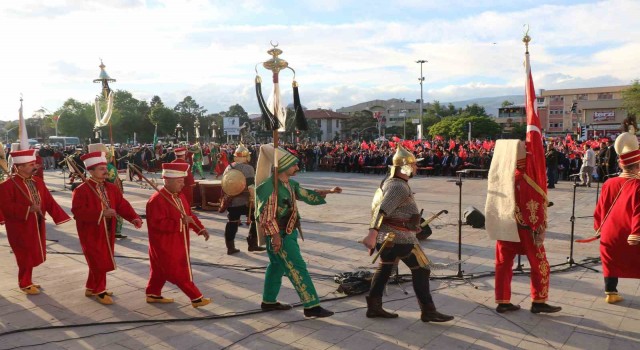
[0,175,71,268]
[71,180,140,271]
[146,188,205,283]
[594,176,640,278]
[171,159,195,207]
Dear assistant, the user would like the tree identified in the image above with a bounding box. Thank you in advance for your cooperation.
[449,116,501,139]
[56,98,95,140]
[110,90,152,143]
[428,116,457,138]
[623,80,640,116]
[150,106,179,141]
[174,96,207,139]
[341,111,378,140]
[501,100,515,108]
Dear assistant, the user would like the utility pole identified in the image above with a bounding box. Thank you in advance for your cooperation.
[416,60,427,139]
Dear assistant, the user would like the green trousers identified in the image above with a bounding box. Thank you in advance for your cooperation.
[192,162,204,179]
[263,229,320,308]
[116,216,123,234]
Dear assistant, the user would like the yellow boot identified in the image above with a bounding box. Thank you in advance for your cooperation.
[21,286,40,295]
[86,289,113,297]
[605,292,623,304]
[96,293,114,305]
[146,295,175,304]
[191,297,211,308]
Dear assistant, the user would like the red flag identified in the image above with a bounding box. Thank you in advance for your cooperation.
[392,136,401,143]
[448,139,456,151]
[361,140,370,150]
[370,141,377,151]
[389,141,395,148]
[524,40,547,233]
[435,135,444,141]
[403,140,415,151]
[424,141,431,149]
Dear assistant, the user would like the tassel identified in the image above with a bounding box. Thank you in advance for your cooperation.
[292,81,308,131]
[255,76,279,130]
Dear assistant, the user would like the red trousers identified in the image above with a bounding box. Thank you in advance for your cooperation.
[86,269,107,294]
[145,269,202,301]
[495,228,550,303]
[18,266,33,289]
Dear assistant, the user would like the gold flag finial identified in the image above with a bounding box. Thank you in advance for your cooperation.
[522,24,531,52]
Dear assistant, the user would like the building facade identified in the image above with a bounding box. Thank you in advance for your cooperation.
[336,98,425,129]
[538,85,630,139]
[305,109,350,142]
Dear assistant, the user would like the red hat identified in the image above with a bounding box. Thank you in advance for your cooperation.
[10,149,37,164]
[162,162,190,178]
[80,152,108,170]
[620,149,640,166]
[174,147,186,156]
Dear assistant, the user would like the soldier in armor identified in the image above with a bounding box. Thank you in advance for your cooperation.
[362,145,454,323]
[221,144,266,254]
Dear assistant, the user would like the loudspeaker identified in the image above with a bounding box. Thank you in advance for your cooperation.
[463,206,485,228]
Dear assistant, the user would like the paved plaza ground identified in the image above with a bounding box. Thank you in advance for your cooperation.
[0,170,639,350]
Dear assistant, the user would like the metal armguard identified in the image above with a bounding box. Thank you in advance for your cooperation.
[370,212,385,230]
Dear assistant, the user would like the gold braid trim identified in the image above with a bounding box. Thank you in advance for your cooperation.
[522,174,548,202]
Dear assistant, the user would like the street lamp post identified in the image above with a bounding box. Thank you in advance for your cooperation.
[416,60,427,140]
[5,126,18,144]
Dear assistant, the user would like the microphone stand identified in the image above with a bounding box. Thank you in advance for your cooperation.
[439,170,479,288]
[554,174,599,272]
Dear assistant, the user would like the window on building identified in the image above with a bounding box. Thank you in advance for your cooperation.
[335,119,340,128]
[317,120,322,128]
[597,93,613,100]
[577,94,588,101]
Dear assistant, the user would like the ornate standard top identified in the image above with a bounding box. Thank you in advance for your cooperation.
[522,25,531,52]
[94,60,116,84]
[262,42,289,74]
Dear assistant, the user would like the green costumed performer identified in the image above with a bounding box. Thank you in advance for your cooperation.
[255,144,341,317]
[189,143,205,180]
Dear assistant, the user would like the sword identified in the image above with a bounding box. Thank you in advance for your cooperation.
[371,232,396,264]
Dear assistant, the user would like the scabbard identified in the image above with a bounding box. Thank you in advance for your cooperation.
[412,244,431,268]
[371,233,396,264]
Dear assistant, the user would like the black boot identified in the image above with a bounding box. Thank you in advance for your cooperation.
[261,302,292,311]
[225,240,240,255]
[496,303,521,313]
[247,235,266,252]
[418,301,454,322]
[366,296,398,318]
[530,303,562,314]
[303,306,334,318]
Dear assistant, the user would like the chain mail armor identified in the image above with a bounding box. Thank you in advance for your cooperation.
[224,162,255,207]
[373,177,420,245]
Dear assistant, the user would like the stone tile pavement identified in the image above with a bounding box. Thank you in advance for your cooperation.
[0,171,639,349]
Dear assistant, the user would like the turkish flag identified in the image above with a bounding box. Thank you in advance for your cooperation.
[524,43,547,233]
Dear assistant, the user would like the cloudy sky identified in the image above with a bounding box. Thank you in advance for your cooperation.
[0,0,639,121]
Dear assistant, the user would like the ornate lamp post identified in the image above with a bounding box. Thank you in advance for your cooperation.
[210,121,217,142]
[194,119,201,141]
[175,123,183,143]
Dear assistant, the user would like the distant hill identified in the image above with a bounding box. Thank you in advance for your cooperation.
[444,95,524,117]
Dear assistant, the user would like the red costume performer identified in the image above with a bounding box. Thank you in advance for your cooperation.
[145,162,211,307]
[171,147,195,207]
[0,149,71,294]
[215,151,229,177]
[72,152,142,304]
[485,140,561,314]
[593,125,640,304]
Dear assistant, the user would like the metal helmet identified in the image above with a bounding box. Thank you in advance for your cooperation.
[234,144,250,157]
[392,144,417,166]
[221,169,247,196]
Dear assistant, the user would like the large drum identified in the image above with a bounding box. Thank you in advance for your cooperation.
[193,179,223,211]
